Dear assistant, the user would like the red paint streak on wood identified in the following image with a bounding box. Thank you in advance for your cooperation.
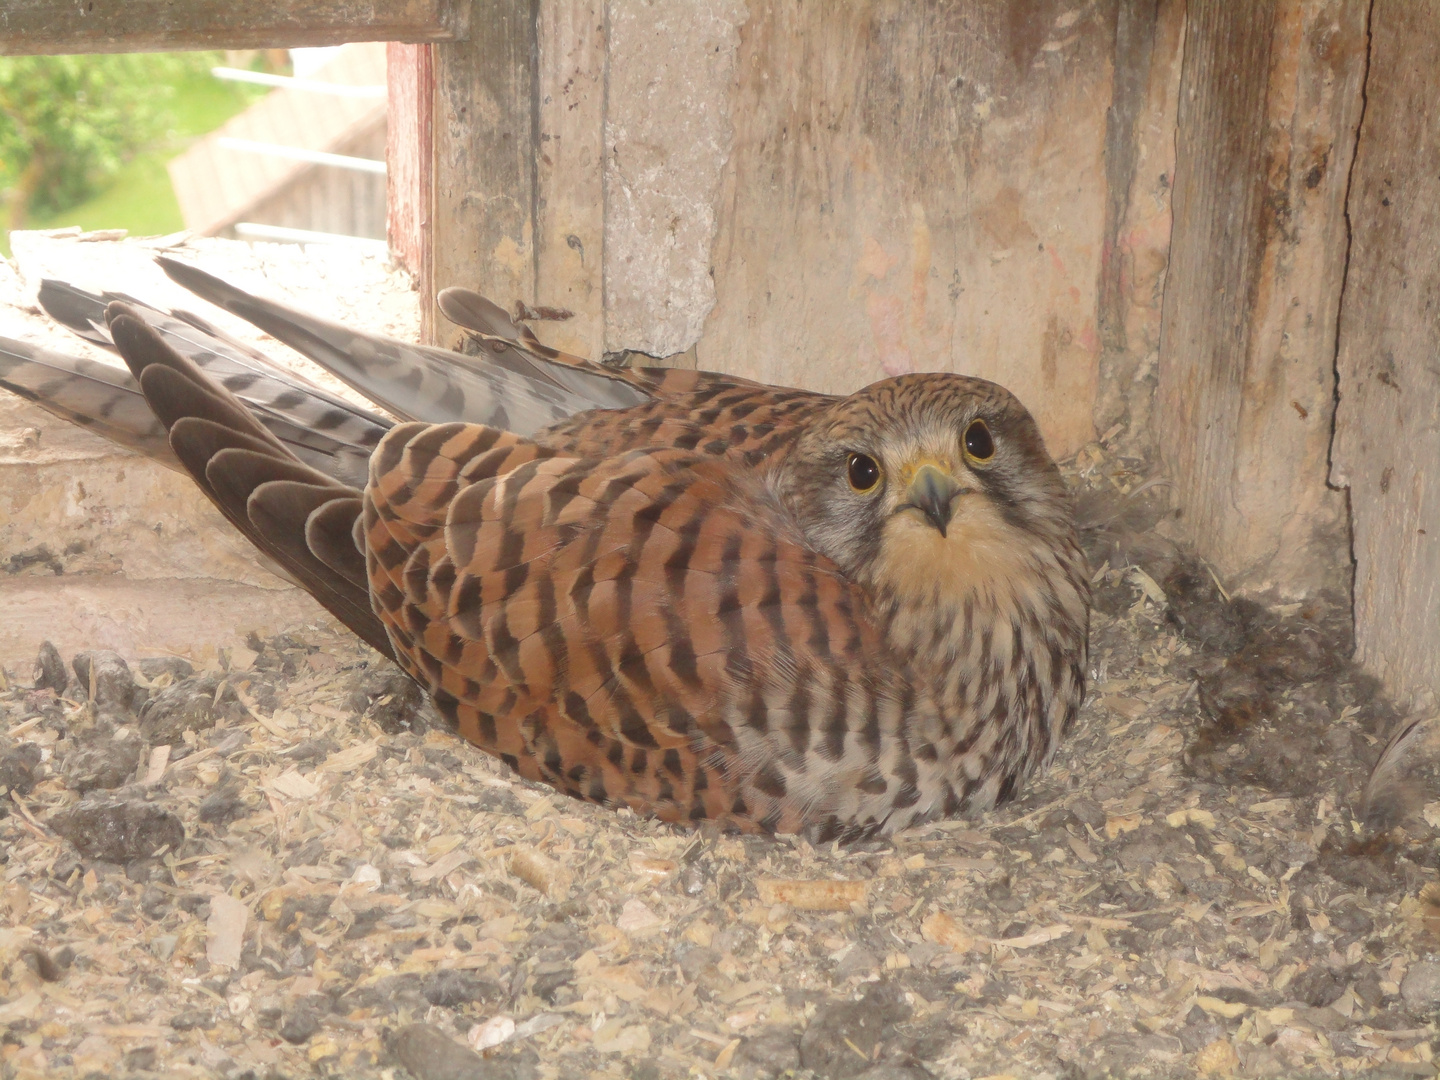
[387,42,433,294]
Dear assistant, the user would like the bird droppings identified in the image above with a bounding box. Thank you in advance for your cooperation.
[69,650,137,715]
[797,981,910,1075]
[386,1020,529,1080]
[31,643,66,695]
[59,730,143,794]
[47,792,185,863]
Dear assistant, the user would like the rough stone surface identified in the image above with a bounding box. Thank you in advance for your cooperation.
[603,0,746,357]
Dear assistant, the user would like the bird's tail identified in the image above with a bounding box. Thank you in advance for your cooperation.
[0,335,177,464]
[105,302,394,659]
[10,276,401,487]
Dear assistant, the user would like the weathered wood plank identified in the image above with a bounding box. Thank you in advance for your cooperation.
[387,42,433,277]
[1155,0,1366,597]
[534,0,605,359]
[1092,0,1187,450]
[699,2,1134,459]
[1332,6,1440,709]
[0,0,466,54]
[425,0,538,347]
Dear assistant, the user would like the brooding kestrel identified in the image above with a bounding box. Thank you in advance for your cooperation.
[2,261,1089,840]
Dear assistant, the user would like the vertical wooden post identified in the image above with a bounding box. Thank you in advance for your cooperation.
[398,0,539,348]
[1156,0,1367,597]
[390,0,603,355]
[1332,6,1440,710]
[386,42,433,282]
[534,0,606,360]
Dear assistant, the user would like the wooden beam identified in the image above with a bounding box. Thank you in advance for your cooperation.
[386,43,433,278]
[1332,6,1440,709]
[534,0,605,360]
[1155,0,1366,597]
[0,0,467,55]
[423,0,538,347]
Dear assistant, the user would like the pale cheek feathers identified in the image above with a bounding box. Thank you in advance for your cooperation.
[872,499,1057,609]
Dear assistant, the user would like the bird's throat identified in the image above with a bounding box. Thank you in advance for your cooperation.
[871,501,1040,624]
[868,502,1087,719]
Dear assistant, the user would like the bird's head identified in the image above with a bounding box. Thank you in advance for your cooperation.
[772,373,1079,614]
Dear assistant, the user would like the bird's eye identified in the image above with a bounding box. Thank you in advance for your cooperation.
[964,419,995,463]
[847,452,882,493]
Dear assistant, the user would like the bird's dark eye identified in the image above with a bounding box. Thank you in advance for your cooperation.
[964,419,995,463]
[847,452,882,493]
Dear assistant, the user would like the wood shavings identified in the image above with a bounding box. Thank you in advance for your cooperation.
[1127,566,1168,604]
[1194,1038,1242,1074]
[467,1014,515,1050]
[615,899,663,934]
[1195,995,1249,1018]
[1105,812,1143,838]
[592,1021,651,1053]
[265,768,319,800]
[409,848,472,883]
[204,892,248,969]
[993,923,1072,949]
[141,744,170,784]
[1166,807,1217,829]
[628,853,677,880]
[320,741,378,772]
[920,910,977,951]
[713,1036,742,1069]
[756,877,867,911]
[507,845,572,898]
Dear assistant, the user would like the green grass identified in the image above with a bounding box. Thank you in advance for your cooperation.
[1,61,267,257]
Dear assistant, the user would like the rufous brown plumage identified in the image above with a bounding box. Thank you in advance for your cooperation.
[8,262,1089,840]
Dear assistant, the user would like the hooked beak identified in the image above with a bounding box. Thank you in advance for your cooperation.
[903,463,966,537]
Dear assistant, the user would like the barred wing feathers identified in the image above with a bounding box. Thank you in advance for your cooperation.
[364,421,902,833]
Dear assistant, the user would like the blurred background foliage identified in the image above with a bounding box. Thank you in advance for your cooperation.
[0,51,272,255]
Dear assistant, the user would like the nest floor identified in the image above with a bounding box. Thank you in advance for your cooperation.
[1,443,1438,1080]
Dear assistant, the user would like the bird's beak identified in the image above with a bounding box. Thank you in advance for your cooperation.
[903,463,966,537]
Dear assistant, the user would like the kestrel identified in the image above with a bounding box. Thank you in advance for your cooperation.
[1,261,1089,839]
